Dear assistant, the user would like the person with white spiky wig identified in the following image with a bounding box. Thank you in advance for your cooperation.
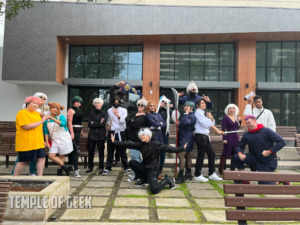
[111,128,187,194]
[178,81,214,109]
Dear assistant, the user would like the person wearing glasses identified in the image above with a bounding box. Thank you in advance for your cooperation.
[14,96,47,176]
[178,81,214,109]
[125,99,148,182]
[12,92,49,176]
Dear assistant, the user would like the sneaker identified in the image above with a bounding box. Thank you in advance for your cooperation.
[102,169,110,175]
[167,176,176,190]
[85,169,93,174]
[124,168,131,173]
[99,169,103,175]
[208,172,222,181]
[134,180,145,187]
[74,170,81,178]
[29,174,37,176]
[194,174,209,182]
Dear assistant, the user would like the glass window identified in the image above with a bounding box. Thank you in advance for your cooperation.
[85,46,99,63]
[190,66,204,81]
[85,64,98,79]
[256,67,266,82]
[100,46,113,63]
[220,43,234,66]
[175,45,189,66]
[160,43,235,81]
[175,65,189,80]
[99,64,113,79]
[69,45,142,79]
[282,42,296,67]
[257,41,299,82]
[256,43,266,67]
[128,64,142,80]
[69,63,84,78]
[205,66,218,81]
[114,64,128,80]
[282,68,296,82]
[267,67,281,82]
[129,46,143,64]
[205,44,219,66]
[220,67,234,81]
[190,44,204,66]
[70,47,85,63]
[267,42,281,67]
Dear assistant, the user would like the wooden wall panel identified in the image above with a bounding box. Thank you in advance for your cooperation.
[235,39,256,124]
[56,37,66,84]
[142,41,161,103]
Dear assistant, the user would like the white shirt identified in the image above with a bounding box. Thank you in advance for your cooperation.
[107,106,127,132]
[244,104,276,132]
[194,108,215,135]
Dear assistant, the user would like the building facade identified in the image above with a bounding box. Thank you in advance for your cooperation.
[1,2,300,129]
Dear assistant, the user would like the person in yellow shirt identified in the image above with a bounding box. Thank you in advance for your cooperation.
[14,96,47,176]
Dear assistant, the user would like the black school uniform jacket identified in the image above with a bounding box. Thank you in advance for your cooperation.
[114,140,184,170]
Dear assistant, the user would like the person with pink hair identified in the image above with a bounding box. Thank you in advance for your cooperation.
[14,96,47,176]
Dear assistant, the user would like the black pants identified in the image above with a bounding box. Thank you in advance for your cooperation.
[129,160,169,194]
[88,140,105,170]
[105,131,129,170]
[68,127,81,170]
[194,133,215,177]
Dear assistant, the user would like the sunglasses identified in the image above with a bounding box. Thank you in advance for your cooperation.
[39,96,46,100]
[137,104,144,107]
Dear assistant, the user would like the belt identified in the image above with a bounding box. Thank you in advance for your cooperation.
[73,125,83,128]
[110,130,124,141]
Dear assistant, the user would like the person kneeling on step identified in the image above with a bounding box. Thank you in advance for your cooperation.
[111,128,187,194]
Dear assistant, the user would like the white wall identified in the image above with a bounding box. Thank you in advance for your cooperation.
[0,14,68,121]
[0,82,68,121]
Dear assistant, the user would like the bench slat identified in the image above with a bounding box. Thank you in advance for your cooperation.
[224,184,300,195]
[223,171,300,182]
[226,210,300,221]
[225,196,300,207]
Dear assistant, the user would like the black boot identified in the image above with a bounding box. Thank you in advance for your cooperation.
[61,165,72,176]
[184,169,192,180]
[57,169,63,176]
[176,170,185,184]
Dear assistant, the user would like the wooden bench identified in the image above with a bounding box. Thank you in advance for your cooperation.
[0,181,12,224]
[223,171,300,225]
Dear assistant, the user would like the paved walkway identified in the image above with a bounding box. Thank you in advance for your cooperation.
[2,163,300,225]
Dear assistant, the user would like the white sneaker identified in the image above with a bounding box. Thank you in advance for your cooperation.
[29,174,37,176]
[194,174,209,182]
[74,170,81,178]
[208,172,222,181]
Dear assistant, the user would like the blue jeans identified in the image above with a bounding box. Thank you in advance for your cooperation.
[130,149,141,163]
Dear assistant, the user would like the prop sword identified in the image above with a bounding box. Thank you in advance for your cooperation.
[171,87,179,176]
[224,130,245,134]
[213,130,245,135]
